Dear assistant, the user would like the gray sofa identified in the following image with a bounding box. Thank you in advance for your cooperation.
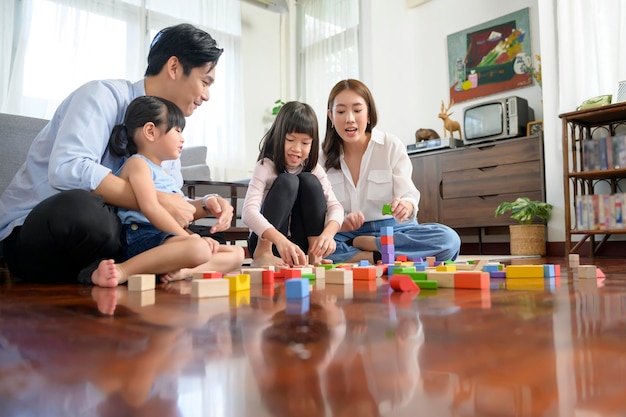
[0,113,49,197]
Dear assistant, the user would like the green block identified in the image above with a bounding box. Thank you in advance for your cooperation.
[396,267,417,274]
[382,204,392,215]
[406,271,428,281]
[414,280,438,290]
[301,273,316,281]
[319,264,336,270]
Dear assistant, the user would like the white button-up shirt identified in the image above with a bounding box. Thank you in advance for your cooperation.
[322,129,420,221]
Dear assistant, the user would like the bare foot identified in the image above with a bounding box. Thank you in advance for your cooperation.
[161,269,192,283]
[251,251,288,268]
[91,259,121,287]
[90,286,120,315]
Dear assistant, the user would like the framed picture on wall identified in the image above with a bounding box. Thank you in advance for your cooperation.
[446,8,533,104]
[527,120,543,136]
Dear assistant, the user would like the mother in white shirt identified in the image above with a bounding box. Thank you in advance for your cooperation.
[320,79,461,265]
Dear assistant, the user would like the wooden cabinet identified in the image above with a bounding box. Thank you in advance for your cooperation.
[560,102,626,255]
[410,135,545,231]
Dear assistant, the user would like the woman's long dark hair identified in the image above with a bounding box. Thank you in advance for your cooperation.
[322,79,378,171]
[109,96,186,157]
[257,101,319,174]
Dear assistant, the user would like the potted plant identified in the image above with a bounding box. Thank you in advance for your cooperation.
[495,197,553,256]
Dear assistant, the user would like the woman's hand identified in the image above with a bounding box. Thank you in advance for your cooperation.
[390,198,413,222]
[341,211,365,232]
[310,234,337,258]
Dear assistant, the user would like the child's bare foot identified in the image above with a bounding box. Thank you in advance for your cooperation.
[91,259,121,287]
[251,251,288,268]
[161,269,192,283]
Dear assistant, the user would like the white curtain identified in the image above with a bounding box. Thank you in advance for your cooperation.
[297,0,360,133]
[545,0,626,113]
[0,0,244,181]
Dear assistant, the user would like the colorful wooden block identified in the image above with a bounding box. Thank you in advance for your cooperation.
[453,272,490,289]
[226,274,251,292]
[505,265,545,279]
[191,271,223,279]
[414,279,438,290]
[380,226,394,236]
[191,278,229,298]
[262,270,275,285]
[436,264,456,272]
[382,204,393,215]
[353,266,377,280]
[286,278,310,298]
[282,268,302,279]
[128,274,156,291]
[229,290,250,307]
[381,235,394,245]
[389,274,420,292]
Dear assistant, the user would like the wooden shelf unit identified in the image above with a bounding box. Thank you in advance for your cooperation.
[560,101,626,255]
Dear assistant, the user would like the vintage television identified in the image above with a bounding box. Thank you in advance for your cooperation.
[462,96,534,145]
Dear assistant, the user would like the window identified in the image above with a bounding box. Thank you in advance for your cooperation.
[1,0,244,180]
[297,0,360,131]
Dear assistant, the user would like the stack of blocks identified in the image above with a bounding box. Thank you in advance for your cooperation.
[380,226,394,264]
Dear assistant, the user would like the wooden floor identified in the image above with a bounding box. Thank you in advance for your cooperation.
[2,256,626,417]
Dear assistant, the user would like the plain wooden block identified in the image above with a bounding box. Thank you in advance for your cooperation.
[128,274,156,291]
[241,268,264,284]
[127,289,155,306]
[314,266,326,279]
[577,265,597,279]
[191,279,229,298]
[426,271,456,288]
[326,269,353,285]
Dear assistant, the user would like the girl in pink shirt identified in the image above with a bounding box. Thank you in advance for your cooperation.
[242,101,343,267]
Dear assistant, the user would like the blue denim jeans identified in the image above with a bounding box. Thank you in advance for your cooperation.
[327,218,460,264]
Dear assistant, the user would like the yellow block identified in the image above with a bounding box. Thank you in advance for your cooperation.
[436,265,456,272]
[505,265,544,278]
[227,273,251,292]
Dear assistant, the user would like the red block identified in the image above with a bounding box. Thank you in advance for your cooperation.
[381,235,394,245]
[201,271,222,279]
[396,255,408,262]
[283,268,301,279]
[389,274,420,292]
[262,270,275,285]
[453,272,489,289]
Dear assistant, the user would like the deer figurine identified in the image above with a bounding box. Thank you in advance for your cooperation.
[439,99,462,139]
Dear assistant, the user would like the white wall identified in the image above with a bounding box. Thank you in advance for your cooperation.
[240,0,567,242]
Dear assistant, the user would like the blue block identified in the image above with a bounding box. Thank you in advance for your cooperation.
[358,260,370,266]
[380,226,394,236]
[483,264,500,272]
[543,264,556,277]
[286,278,309,299]
[286,297,310,315]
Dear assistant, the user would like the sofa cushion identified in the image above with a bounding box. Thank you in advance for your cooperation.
[0,113,49,196]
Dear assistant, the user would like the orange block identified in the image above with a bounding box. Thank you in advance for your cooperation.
[396,255,408,262]
[353,266,377,281]
[453,272,489,289]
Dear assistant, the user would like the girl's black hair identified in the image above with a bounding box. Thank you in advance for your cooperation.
[109,96,186,157]
[145,23,224,76]
[257,101,319,174]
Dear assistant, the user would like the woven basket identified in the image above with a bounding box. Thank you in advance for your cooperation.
[509,224,546,256]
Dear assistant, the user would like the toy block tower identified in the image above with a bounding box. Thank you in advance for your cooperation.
[380,225,395,264]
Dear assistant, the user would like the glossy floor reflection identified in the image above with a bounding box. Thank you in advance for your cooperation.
[1,257,626,417]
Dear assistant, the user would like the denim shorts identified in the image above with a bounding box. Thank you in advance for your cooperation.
[120,223,175,261]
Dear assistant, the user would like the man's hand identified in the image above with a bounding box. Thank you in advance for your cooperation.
[157,192,195,227]
[203,196,234,233]
[341,211,365,232]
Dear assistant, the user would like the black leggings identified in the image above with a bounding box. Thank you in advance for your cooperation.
[248,172,326,256]
[3,190,122,283]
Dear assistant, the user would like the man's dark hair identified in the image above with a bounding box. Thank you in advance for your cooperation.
[145,23,224,76]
